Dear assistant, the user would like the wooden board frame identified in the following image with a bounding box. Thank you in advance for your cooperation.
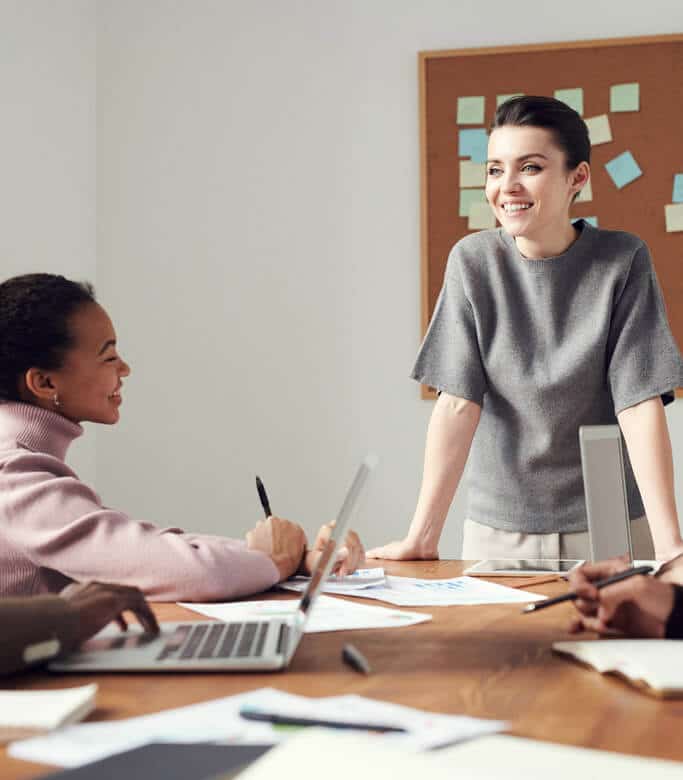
[419,34,683,399]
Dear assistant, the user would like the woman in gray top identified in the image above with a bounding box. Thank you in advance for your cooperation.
[368,96,683,563]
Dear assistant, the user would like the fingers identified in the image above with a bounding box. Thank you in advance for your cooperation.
[365,547,383,559]
[116,614,128,632]
[338,531,364,576]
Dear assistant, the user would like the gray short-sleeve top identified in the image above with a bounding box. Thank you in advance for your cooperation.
[411,221,683,533]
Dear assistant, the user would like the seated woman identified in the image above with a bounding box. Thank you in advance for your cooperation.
[0,274,363,601]
[0,582,158,675]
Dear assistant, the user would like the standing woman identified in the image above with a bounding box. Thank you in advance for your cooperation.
[368,95,683,563]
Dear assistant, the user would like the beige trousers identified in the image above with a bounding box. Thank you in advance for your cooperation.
[462,515,655,561]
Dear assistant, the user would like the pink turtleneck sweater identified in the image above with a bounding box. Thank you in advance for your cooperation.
[0,402,280,601]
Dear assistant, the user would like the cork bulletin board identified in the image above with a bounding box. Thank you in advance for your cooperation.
[419,34,683,399]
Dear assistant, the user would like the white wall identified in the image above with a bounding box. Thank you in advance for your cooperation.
[0,0,97,482]
[95,0,683,555]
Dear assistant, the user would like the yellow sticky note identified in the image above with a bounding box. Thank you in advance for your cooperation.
[584,114,612,146]
[459,160,486,188]
[576,179,593,203]
[468,202,496,230]
[457,96,485,125]
[665,203,683,232]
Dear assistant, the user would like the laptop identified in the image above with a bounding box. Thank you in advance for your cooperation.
[579,424,633,563]
[50,455,376,673]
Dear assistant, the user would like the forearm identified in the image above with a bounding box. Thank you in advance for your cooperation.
[0,596,79,675]
[618,397,683,559]
[407,393,480,555]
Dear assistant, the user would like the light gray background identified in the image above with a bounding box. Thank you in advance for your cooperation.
[3,1,683,555]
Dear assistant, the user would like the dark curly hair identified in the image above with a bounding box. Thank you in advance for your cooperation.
[0,273,96,402]
[491,95,591,170]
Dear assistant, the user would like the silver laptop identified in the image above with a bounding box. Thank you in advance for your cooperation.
[579,425,633,563]
[50,456,376,673]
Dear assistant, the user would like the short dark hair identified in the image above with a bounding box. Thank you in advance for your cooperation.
[0,273,96,401]
[491,95,591,169]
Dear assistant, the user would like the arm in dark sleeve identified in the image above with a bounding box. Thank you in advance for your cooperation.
[665,585,683,639]
[0,596,79,675]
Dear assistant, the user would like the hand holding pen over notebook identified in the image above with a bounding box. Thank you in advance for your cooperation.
[522,565,654,613]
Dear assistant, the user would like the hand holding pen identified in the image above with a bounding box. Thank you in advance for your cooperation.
[523,564,653,614]
[567,559,678,638]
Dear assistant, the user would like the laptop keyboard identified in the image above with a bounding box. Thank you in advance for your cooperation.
[156,622,273,662]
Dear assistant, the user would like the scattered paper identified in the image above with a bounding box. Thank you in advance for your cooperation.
[459,129,488,163]
[179,594,431,633]
[280,568,385,594]
[9,691,266,768]
[605,151,642,189]
[457,96,485,125]
[460,160,487,188]
[459,188,487,218]
[575,178,593,203]
[610,82,639,112]
[496,93,523,108]
[240,688,507,752]
[329,575,545,607]
[468,202,496,230]
[672,173,683,203]
[665,203,683,232]
[584,114,612,146]
[554,87,583,115]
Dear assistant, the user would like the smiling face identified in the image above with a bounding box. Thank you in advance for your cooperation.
[485,125,589,257]
[25,303,131,425]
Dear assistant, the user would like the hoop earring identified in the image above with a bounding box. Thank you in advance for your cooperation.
[52,394,61,408]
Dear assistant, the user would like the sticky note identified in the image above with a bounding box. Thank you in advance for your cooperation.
[576,179,593,203]
[584,114,612,146]
[610,82,639,112]
[468,202,496,230]
[673,174,683,203]
[459,160,486,188]
[459,188,487,218]
[457,96,485,125]
[665,203,683,232]
[554,88,584,115]
[459,129,488,163]
[605,151,642,189]
[496,93,524,108]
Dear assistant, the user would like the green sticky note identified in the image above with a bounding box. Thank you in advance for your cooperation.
[497,93,524,108]
[459,188,487,218]
[554,88,584,115]
[610,82,640,112]
[457,96,485,125]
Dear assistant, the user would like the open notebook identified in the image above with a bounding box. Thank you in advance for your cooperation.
[553,640,683,698]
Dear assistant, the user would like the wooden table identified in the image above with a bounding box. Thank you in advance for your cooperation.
[2,561,683,777]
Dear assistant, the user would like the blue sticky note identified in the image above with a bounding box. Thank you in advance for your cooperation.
[554,88,584,115]
[459,129,488,163]
[605,151,642,189]
[673,174,683,203]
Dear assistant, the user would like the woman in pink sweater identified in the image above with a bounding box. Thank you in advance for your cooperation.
[0,274,363,601]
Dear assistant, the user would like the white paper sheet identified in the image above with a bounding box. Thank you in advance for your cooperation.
[280,567,386,594]
[325,575,545,607]
[10,687,505,768]
[178,594,431,633]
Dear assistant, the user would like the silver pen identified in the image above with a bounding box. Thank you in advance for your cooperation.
[342,642,371,674]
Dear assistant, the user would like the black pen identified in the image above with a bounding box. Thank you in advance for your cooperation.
[522,564,653,613]
[342,642,371,675]
[255,476,272,518]
[239,707,403,733]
